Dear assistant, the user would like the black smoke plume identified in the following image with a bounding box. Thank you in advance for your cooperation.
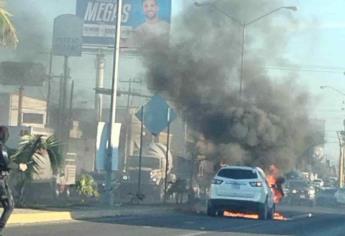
[141,0,322,172]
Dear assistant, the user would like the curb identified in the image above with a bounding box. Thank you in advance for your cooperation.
[9,212,73,225]
[8,206,174,226]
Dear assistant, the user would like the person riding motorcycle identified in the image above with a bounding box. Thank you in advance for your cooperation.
[0,126,27,234]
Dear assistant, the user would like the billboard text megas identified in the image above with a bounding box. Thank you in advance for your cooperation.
[76,0,172,48]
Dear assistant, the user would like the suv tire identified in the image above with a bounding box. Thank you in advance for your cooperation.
[259,202,268,220]
[207,201,217,217]
[267,204,275,220]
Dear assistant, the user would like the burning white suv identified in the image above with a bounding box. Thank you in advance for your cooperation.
[207,166,275,220]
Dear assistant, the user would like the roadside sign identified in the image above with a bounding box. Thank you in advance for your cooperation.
[136,95,177,135]
[52,14,83,57]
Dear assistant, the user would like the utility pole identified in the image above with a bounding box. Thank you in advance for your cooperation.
[61,56,69,123]
[120,78,141,171]
[17,85,24,126]
[337,130,345,188]
[119,78,142,110]
[164,108,171,203]
[137,106,144,196]
[68,80,75,135]
[95,52,105,122]
[57,56,69,144]
[46,49,54,126]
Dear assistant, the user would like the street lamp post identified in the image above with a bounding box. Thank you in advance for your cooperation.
[320,85,345,188]
[337,131,345,188]
[106,0,123,206]
[194,2,297,98]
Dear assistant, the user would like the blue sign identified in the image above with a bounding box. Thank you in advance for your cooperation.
[76,0,172,47]
[136,95,177,135]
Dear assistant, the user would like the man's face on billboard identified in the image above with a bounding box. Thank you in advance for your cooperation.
[143,0,159,20]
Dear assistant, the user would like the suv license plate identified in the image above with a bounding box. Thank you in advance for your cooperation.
[232,184,240,190]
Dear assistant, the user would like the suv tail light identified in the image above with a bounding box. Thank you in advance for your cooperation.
[250,181,263,187]
[212,179,223,185]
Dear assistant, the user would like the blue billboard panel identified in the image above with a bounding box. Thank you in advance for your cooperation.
[76,0,172,48]
[96,122,121,171]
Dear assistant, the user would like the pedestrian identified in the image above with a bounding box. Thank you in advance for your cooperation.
[0,126,28,234]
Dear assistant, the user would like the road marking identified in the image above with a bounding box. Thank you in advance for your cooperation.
[180,232,208,236]
[288,213,313,221]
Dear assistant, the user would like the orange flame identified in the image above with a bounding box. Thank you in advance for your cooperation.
[223,211,288,221]
[274,212,288,221]
[267,165,284,204]
[224,211,259,219]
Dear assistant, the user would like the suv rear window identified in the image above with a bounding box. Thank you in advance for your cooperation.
[217,169,258,179]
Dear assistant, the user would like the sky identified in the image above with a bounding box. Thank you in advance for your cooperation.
[3,0,345,165]
[281,0,345,164]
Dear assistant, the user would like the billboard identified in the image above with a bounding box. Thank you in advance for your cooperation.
[76,0,172,48]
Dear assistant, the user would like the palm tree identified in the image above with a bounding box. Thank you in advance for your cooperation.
[11,135,64,206]
[0,0,18,48]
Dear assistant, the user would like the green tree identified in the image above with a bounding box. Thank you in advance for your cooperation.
[11,135,63,206]
[0,0,18,48]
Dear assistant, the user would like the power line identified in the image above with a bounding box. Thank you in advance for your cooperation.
[265,66,344,74]
[269,64,345,70]
[263,63,345,74]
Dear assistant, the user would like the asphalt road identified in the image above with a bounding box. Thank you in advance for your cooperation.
[5,207,345,236]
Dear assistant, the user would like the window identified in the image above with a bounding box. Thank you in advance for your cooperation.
[22,113,44,124]
[217,169,258,179]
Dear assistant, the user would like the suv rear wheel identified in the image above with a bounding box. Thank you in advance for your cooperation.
[267,204,275,220]
[207,201,217,217]
[259,202,268,220]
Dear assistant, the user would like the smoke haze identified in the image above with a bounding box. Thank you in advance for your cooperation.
[5,0,48,61]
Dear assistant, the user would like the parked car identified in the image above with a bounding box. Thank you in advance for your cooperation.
[335,188,345,205]
[313,179,324,188]
[315,188,337,207]
[207,166,275,220]
[286,180,316,206]
[324,177,337,188]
